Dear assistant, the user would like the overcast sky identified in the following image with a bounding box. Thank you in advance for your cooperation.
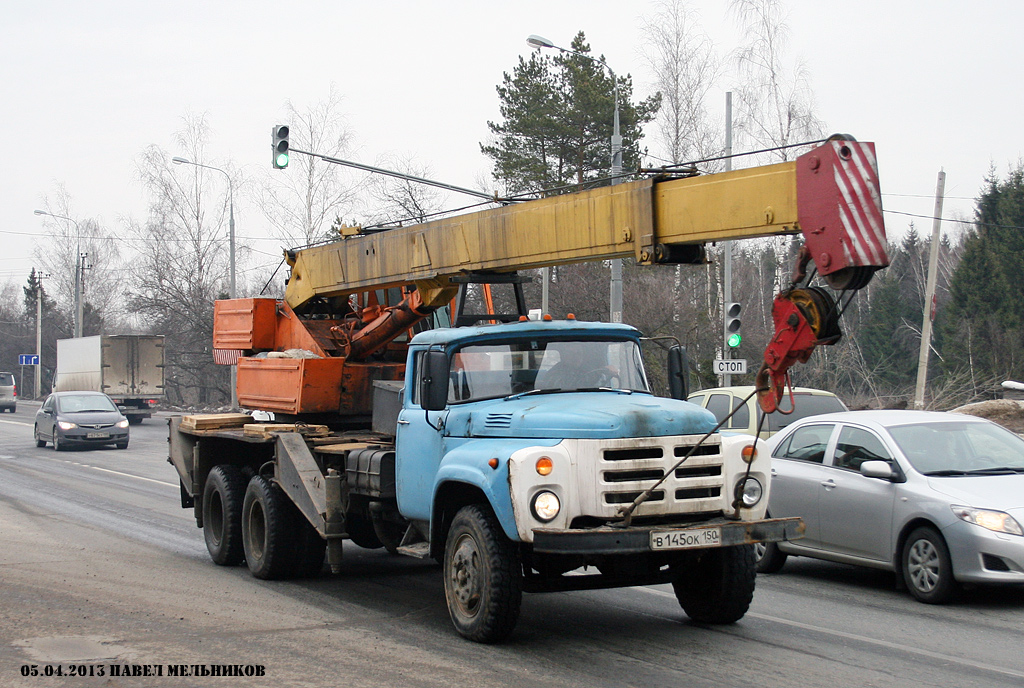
[3,0,1021,292]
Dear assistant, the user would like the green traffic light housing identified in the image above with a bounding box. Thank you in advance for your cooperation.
[725,302,742,348]
[272,124,290,169]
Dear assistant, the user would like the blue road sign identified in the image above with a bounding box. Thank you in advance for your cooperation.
[18,354,40,366]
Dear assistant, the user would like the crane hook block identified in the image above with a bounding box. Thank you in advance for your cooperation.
[756,287,841,414]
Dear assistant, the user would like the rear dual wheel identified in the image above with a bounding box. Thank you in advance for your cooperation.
[203,465,248,566]
[241,475,325,580]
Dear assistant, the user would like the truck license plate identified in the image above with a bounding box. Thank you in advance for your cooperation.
[86,432,109,439]
[650,527,722,550]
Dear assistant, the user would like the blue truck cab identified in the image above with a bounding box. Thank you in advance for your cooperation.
[392,319,800,641]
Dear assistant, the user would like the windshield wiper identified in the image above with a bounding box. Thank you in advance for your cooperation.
[964,466,1024,475]
[924,469,971,477]
[504,388,565,401]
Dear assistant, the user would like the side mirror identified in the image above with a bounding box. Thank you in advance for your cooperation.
[421,350,449,411]
[667,345,689,400]
[860,460,894,480]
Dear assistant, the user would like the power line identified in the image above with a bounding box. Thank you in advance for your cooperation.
[885,209,1024,232]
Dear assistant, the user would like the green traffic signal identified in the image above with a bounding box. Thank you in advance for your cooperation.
[727,333,742,348]
[272,124,290,169]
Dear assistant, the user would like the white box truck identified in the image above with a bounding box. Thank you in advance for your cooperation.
[54,335,165,424]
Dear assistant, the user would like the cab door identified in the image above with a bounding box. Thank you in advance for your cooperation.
[395,350,447,521]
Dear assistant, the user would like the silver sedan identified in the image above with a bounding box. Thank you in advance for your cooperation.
[757,410,1024,603]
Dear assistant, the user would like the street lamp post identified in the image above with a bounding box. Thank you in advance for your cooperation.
[172,157,235,299]
[527,34,623,322]
[171,157,237,409]
[34,210,84,339]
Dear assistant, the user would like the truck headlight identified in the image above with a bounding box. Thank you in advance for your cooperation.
[736,477,763,508]
[58,421,77,430]
[531,491,561,522]
[952,506,1023,536]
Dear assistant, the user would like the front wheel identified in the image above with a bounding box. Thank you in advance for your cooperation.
[52,431,65,452]
[902,527,956,603]
[443,505,522,643]
[672,545,757,624]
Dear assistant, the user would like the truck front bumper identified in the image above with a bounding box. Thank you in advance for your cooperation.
[532,517,804,556]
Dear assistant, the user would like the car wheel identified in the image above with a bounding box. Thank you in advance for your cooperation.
[34,425,46,448]
[115,441,129,450]
[53,431,65,452]
[902,526,956,603]
[755,541,788,574]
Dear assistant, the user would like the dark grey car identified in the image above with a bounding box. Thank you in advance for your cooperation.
[34,391,130,450]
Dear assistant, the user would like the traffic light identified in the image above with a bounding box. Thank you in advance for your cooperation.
[272,125,290,169]
[726,302,742,348]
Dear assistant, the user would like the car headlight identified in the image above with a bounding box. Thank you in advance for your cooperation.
[116,419,129,429]
[57,421,77,430]
[951,506,1023,536]
[531,491,561,522]
[736,477,763,508]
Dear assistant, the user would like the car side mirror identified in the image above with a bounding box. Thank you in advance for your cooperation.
[421,350,449,411]
[667,345,689,400]
[860,460,894,480]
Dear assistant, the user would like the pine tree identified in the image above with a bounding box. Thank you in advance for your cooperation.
[482,31,660,195]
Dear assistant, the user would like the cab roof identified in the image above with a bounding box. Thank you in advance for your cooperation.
[410,319,640,347]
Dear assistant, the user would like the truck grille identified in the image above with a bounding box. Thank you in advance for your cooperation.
[598,437,724,513]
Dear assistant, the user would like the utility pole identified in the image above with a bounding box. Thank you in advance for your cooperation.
[914,170,946,409]
[35,272,44,398]
[722,92,734,386]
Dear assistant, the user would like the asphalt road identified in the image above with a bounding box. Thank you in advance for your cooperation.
[2,402,1023,687]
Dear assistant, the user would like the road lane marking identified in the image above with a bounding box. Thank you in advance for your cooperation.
[638,587,1024,681]
[52,459,178,487]
[0,419,33,427]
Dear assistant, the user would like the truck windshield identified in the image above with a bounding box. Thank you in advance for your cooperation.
[448,338,650,403]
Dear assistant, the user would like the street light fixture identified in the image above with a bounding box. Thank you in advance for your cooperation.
[170,156,238,409]
[527,33,624,322]
[34,209,85,339]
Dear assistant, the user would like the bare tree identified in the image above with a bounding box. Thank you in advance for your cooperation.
[363,153,446,227]
[257,86,358,247]
[126,114,231,406]
[33,184,124,335]
[640,0,723,167]
[730,0,825,162]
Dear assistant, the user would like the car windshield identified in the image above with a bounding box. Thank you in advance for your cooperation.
[57,395,118,413]
[887,421,1024,475]
[0,373,13,386]
[758,393,847,432]
[448,338,650,403]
